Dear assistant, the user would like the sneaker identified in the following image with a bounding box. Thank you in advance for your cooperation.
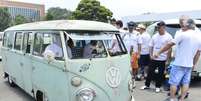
[178,92,189,100]
[155,88,160,93]
[169,98,178,101]
[140,86,150,90]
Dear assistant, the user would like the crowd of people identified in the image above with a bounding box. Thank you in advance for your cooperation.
[110,15,201,101]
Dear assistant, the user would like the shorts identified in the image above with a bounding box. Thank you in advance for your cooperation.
[138,54,150,66]
[169,65,192,86]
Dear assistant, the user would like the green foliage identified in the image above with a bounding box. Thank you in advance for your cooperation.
[45,7,72,20]
[71,0,113,22]
[0,8,11,31]
[13,15,28,25]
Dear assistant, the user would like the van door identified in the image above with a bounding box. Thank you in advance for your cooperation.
[31,31,69,101]
[2,31,14,77]
[21,32,34,95]
[12,32,24,88]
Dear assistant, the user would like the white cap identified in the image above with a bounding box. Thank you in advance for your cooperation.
[137,24,146,29]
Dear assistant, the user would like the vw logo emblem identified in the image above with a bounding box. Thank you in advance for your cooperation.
[106,67,121,88]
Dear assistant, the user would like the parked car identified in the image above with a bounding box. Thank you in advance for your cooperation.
[147,19,201,79]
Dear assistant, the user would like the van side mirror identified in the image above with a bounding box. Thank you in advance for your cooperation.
[43,50,55,63]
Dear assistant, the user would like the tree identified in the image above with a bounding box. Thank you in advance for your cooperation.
[13,15,28,25]
[71,0,113,22]
[45,7,72,20]
[0,8,11,31]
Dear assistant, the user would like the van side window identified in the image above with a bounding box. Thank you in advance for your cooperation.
[0,33,3,41]
[2,32,7,47]
[3,31,14,48]
[33,33,43,56]
[14,32,23,51]
[33,32,63,60]
[22,32,32,53]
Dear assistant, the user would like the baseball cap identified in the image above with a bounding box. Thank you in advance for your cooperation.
[157,21,166,27]
[127,21,136,27]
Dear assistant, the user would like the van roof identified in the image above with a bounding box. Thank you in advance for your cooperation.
[5,20,119,32]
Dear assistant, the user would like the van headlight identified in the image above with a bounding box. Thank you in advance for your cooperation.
[76,88,96,101]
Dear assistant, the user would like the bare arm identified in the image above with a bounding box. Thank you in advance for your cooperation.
[166,48,172,66]
[167,48,172,60]
[149,46,153,60]
[137,44,141,58]
[158,42,175,55]
[193,50,200,70]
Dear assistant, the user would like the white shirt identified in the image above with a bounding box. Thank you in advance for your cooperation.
[123,32,142,53]
[140,32,151,55]
[149,32,173,61]
[43,43,63,58]
[83,43,96,58]
[172,29,201,67]
[174,27,201,56]
[111,29,125,52]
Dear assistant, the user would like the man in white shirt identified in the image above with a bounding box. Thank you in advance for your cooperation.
[140,21,173,93]
[123,21,142,55]
[83,40,98,58]
[137,24,151,80]
[43,34,63,58]
[122,21,142,88]
[168,16,201,99]
[155,19,201,101]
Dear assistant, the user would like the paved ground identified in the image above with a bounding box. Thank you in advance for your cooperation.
[133,79,201,101]
[0,61,200,101]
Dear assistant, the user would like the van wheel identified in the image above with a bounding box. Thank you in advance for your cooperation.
[7,75,15,87]
[36,91,43,101]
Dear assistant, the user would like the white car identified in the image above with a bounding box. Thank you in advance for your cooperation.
[147,19,201,79]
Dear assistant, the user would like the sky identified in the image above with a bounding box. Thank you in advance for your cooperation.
[10,0,201,19]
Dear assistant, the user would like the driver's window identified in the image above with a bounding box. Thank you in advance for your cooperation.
[68,40,107,59]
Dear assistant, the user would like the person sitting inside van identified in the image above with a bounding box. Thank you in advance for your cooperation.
[66,38,74,59]
[43,34,63,59]
[83,40,98,58]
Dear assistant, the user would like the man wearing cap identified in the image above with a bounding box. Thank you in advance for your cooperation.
[155,18,201,101]
[136,24,151,80]
[140,21,172,93]
[123,21,142,82]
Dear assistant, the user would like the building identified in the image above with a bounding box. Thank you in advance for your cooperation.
[122,10,201,23]
[0,0,45,21]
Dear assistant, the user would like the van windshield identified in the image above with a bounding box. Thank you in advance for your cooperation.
[65,32,127,59]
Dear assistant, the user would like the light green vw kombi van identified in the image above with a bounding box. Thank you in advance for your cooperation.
[1,20,135,101]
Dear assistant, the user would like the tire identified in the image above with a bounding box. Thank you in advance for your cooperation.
[36,91,43,101]
[7,75,15,87]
